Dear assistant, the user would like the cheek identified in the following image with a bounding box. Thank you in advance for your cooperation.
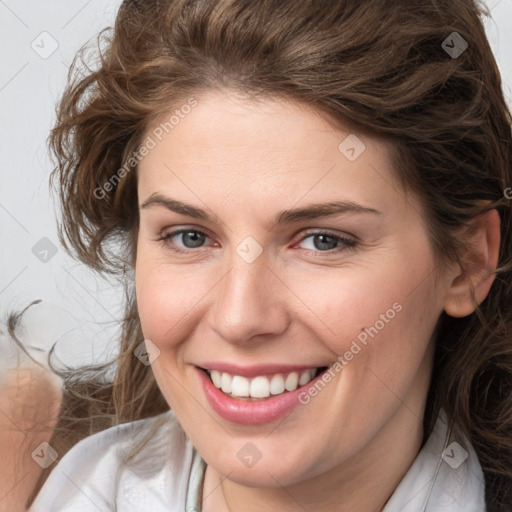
[134,250,204,348]
[281,249,441,450]
[289,245,442,366]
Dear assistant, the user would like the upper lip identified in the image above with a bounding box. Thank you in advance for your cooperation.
[197,362,328,378]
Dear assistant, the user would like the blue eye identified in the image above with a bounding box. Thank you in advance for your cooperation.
[159,229,209,253]
[297,231,357,254]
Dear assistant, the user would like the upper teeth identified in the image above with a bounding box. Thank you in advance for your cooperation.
[208,369,317,398]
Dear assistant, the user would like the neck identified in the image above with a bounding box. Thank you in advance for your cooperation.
[203,403,427,512]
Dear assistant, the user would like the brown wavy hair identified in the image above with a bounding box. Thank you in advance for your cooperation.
[29,0,512,509]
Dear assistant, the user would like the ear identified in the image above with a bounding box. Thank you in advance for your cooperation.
[443,208,501,318]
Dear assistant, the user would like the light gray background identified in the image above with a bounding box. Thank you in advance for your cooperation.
[1,0,511,369]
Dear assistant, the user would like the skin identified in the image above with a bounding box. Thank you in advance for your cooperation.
[135,90,499,511]
[0,366,61,512]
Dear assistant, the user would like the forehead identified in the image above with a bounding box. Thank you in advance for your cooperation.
[137,91,409,219]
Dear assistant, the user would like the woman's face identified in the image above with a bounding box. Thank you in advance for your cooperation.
[135,91,450,487]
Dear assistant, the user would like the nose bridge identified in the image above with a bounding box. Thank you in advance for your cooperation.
[209,244,288,344]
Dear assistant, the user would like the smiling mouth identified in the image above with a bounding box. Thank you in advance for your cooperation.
[201,366,329,400]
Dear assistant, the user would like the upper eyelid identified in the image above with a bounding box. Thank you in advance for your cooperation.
[297,228,355,241]
[160,226,212,241]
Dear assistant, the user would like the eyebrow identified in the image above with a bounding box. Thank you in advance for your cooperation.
[140,193,382,224]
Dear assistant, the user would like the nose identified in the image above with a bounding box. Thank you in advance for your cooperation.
[207,253,290,346]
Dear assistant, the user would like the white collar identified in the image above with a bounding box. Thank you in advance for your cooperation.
[185,408,486,511]
[383,408,486,511]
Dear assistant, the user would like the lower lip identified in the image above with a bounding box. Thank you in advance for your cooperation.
[197,367,326,425]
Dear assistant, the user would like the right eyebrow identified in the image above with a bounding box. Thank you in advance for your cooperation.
[140,194,215,222]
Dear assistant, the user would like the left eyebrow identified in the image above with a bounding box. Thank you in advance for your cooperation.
[274,201,382,224]
[140,193,382,224]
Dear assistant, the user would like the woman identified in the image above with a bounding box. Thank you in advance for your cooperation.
[28,0,512,510]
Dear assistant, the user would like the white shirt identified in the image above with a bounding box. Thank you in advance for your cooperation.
[29,408,487,511]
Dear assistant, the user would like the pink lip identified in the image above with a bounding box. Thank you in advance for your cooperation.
[196,366,327,425]
[198,362,323,378]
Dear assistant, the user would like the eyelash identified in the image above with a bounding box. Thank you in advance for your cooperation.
[156,228,358,256]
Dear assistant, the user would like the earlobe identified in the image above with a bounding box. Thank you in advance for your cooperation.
[443,209,501,318]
